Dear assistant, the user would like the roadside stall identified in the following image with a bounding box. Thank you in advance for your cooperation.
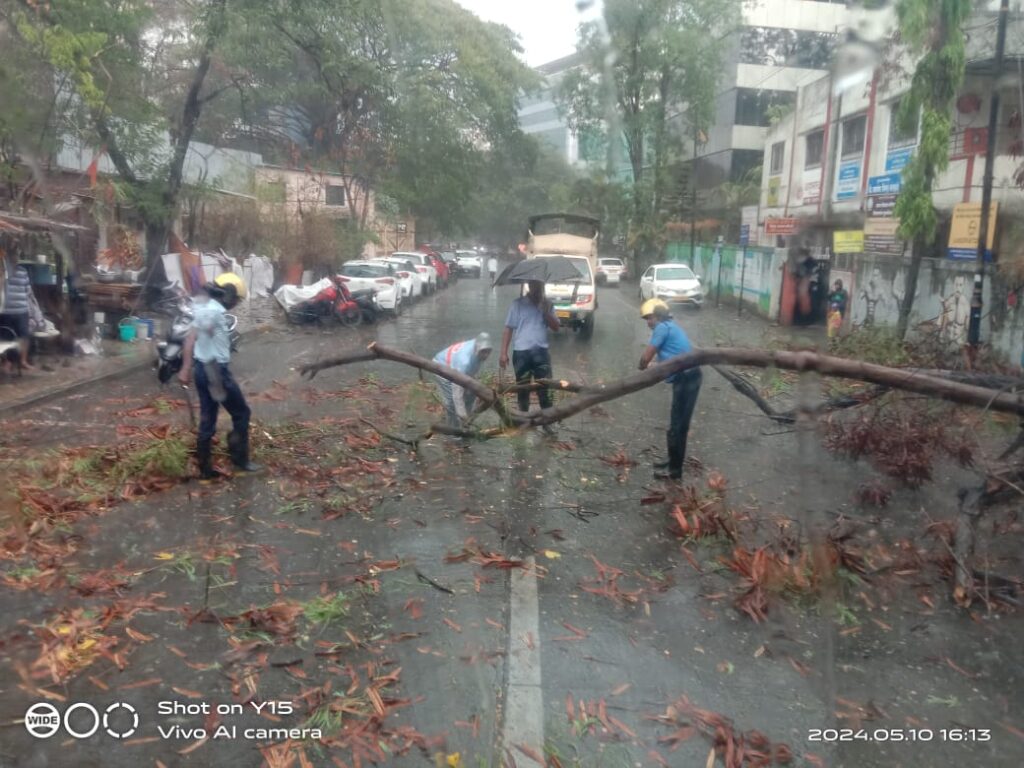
[0,211,88,360]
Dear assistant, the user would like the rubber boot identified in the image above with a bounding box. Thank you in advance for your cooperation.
[228,430,263,473]
[196,438,222,481]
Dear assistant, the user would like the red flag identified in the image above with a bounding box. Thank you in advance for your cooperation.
[86,147,105,187]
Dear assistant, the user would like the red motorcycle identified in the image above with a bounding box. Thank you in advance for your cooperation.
[286,277,379,327]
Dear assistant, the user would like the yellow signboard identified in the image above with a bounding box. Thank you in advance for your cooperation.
[766,177,781,207]
[833,230,864,254]
[948,202,998,251]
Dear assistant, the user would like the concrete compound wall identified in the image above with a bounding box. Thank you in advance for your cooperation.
[666,242,785,319]
[835,252,1024,365]
[669,243,1024,365]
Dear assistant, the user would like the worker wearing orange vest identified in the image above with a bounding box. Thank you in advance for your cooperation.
[432,333,493,428]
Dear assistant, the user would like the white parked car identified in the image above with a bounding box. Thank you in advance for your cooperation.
[455,250,482,277]
[596,257,626,285]
[379,256,425,298]
[638,263,704,307]
[392,251,437,293]
[337,261,402,315]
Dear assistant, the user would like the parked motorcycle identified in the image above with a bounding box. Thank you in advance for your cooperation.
[155,295,239,384]
[285,277,379,326]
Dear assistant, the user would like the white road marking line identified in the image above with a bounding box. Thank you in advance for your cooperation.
[503,555,543,759]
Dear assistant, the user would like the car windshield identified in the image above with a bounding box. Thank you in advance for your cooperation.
[14,3,1018,768]
[656,267,695,281]
[341,264,390,278]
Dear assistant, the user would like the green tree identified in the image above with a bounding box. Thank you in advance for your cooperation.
[892,0,971,338]
[230,0,536,237]
[558,0,739,270]
[3,0,241,263]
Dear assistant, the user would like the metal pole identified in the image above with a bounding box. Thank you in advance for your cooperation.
[738,246,747,318]
[968,0,1009,349]
[716,245,723,307]
[690,131,698,266]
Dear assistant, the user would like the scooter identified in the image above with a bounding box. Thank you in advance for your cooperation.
[155,295,239,384]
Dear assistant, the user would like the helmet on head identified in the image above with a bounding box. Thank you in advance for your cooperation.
[640,298,670,319]
[214,272,246,299]
[474,332,493,353]
[205,272,246,308]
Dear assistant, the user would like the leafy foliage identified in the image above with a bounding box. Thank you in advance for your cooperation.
[892,0,970,244]
[558,0,740,265]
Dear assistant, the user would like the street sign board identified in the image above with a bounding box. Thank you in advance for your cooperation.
[835,159,861,201]
[865,193,897,218]
[867,173,901,196]
[739,225,750,245]
[864,217,903,255]
[764,218,798,235]
[948,202,997,259]
[885,147,914,173]
[833,230,865,254]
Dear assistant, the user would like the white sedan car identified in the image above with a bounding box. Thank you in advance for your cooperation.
[379,257,425,299]
[392,251,437,293]
[455,250,482,277]
[336,261,402,315]
[638,263,704,307]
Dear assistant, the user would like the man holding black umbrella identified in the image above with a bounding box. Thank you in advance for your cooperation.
[499,279,560,416]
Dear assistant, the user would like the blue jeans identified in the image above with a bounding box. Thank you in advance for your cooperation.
[667,369,702,477]
[194,362,250,442]
[512,347,552,412]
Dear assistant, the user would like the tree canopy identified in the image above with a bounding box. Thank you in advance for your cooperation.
[0,0,544,258]
[557,0,740,268]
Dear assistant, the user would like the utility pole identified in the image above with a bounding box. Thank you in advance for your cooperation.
[968,0,1009,349]
[689,130,698,266]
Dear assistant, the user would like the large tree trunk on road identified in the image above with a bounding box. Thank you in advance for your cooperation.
[300,344,1024,432]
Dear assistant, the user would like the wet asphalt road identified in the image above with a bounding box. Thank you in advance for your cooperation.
[2,274,1022,768]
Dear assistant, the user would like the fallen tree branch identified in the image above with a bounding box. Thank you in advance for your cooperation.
[299,345,1024,435]
[358,417,421,448]
[712,366,792,423]
[302,343,514,426]
[520,348,1024,426]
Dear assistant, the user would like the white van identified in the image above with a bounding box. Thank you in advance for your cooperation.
[526,214,599,337]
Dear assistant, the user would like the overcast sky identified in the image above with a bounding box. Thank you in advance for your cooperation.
[455,0,601,67]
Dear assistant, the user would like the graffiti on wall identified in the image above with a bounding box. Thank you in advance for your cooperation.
[852,266,904,327]
[937,274,970,346]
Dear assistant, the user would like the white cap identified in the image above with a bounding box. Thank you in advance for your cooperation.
[475,332,493,351]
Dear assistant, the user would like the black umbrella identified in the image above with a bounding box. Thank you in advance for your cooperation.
[492,255,584,287]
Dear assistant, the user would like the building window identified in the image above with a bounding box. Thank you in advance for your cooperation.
[888,101,918,148]
[325,184,347,207]
[734,88,795,128]
[841,115,867,158]
[738,28,838,70]
[805,130,824,168]
[769,142,785,175]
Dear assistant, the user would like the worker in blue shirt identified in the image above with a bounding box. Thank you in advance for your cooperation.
[638,299,702,481]
[180,272,260,480]
[433,333,493,428]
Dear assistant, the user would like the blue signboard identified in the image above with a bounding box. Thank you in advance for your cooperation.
[885,147,914,173]
[835,160,861,201]
[867,172,902,196]
[739,225,750,245]
[948,248,993,261]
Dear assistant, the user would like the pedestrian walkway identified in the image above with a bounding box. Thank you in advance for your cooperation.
[0,298,279,415]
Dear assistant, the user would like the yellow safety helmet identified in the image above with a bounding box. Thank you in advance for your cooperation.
[640,298,670,318]
[214,271,247,300]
